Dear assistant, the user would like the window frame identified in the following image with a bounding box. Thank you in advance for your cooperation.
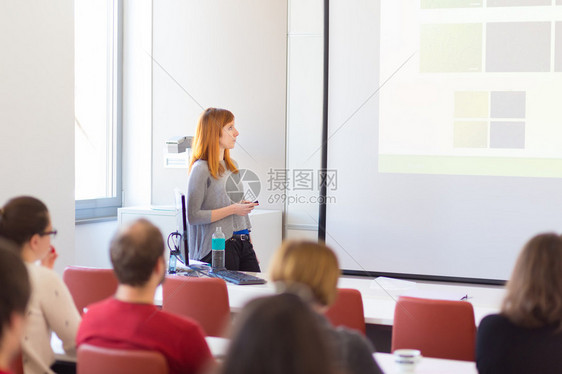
[75,0,123,221]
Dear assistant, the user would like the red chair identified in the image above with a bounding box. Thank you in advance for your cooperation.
[162,276,230,337]
[324,288,366,335]
[391,296,477,361]
[63,266,118,315]
[77,344,168,374]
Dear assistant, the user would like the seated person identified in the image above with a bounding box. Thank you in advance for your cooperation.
[220,292,338,374]
[77,219,213,374]
[476,233,562,374]
[0,238,31,374]
[269,240,383,374]
[0,196,80,374]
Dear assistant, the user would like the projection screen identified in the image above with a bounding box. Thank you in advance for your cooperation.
[325,0,562,282]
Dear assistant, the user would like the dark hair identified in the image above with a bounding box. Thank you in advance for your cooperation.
[502,233,562,329]
[0,238,31,338]
[0,196,49,248]
[110,219,164,286]
[221,293,337,374]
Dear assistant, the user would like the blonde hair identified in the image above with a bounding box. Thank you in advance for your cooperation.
[269,240,341,307]
[189,108,238,179]
[501,233,562,330]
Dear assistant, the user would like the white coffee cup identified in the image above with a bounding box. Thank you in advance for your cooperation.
[393,349,422,372]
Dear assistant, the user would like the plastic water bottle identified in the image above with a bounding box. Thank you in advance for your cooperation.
[212,227,226,271]
[168,250,177,274]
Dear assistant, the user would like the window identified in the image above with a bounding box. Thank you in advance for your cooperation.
[74,0,122,220]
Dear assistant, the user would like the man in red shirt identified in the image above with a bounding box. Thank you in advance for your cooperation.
[77,219,213,374]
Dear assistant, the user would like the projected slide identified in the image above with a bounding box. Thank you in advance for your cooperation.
[378,1,562,178]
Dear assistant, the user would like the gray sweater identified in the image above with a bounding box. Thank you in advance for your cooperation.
[317,314,384,374]
[186,160,251,260]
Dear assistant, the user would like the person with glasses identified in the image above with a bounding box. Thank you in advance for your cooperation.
[186,108,260,271]
[0,196,80,374]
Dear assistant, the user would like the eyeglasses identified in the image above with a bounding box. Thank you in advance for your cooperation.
[39,230,57,238]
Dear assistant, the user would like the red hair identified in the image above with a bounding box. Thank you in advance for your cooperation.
[189,108,238,179]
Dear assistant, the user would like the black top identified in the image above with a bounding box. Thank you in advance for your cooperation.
[476,314,562,374]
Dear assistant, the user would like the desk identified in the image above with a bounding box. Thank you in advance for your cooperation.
[52,335,229,364]
[54,334,478,373]
[205,336,229,358]
[374,352,477,374]
[209,274,504,352]
[204,336,477,373]
[51,333,76,363]
[201,275,505,326]
[154,274,503,352]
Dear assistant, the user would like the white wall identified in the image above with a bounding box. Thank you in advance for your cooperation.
[151,0,288,210]
[76,0,291,267]
[0,1,290,271]
[75,220,116,268]
[285,0,323,239]
[0,1,75,274]
[122,0,153,208]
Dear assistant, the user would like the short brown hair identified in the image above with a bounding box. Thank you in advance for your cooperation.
[110,219,164,286]
[0,196,49,248]
[501,233,562,329]
[0,238,31,338]
[269,240,340,306]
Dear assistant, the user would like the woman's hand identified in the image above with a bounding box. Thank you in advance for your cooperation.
[210,201,259,222]
[232,201,258,216]
[41,246,58,269]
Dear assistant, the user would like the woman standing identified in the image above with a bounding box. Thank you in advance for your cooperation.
[476,233,562,374]
[0,196,80,374]
[187,108,260,271]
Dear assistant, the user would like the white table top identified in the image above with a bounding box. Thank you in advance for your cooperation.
[54,329,479,373]
[205,335,477,373]
[168,273,505,326]
[51,333,76,363]
[374,352,477,374]
[51,336,230,364]
[154,273,504,326]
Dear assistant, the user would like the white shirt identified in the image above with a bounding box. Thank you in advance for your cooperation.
[22,263,81,374]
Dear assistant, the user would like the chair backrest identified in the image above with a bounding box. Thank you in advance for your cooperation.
[63,266,119,315]
[162,275,230,337]
[391,296,477,361]
[324,288,366,335]
[77,344,168,374]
